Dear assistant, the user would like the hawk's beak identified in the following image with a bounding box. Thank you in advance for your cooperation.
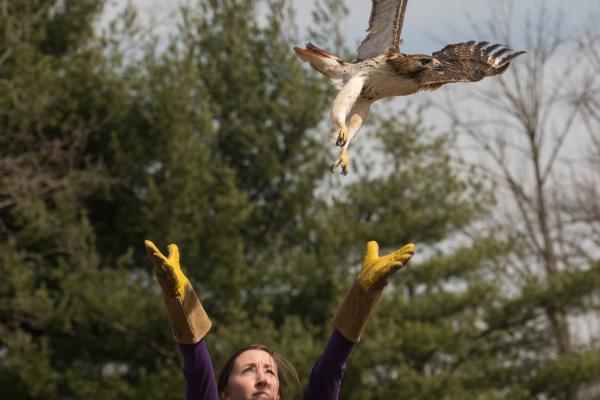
[432,58,443,70]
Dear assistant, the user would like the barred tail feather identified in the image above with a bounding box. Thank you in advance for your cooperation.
[293,42,343,76]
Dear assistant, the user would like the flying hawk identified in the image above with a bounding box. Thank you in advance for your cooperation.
[294,0,525,175]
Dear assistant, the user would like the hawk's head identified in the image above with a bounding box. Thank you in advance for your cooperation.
[387,53,443,79]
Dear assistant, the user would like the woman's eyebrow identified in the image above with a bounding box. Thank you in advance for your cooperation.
[264,363,279,373]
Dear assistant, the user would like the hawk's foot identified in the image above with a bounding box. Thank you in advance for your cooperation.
[330,152,350,176]
[335,126,348,147]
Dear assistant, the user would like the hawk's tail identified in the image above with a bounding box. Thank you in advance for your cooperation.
[293,43,343,76]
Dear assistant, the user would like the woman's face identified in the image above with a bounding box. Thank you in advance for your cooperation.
[221,349,280,400]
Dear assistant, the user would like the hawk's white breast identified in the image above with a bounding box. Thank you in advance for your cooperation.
[331,55,419,101]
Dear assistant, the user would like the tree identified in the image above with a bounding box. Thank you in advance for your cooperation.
[437,1,600,398]
[0,0,335,397]
[0,1,185,398]
[566,15,600,254]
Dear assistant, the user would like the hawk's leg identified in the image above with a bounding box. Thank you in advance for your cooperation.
[330,100,371,175]
[330,77,365,147]
[330,149,350,175]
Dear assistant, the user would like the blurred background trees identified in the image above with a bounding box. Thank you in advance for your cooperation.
[0,0,598,399]
[437,2,600,398]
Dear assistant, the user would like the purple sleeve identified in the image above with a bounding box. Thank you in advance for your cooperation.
[178,340,219,400]
[303,329,355,400]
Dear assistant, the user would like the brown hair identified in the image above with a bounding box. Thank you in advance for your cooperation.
[217,344,301,399]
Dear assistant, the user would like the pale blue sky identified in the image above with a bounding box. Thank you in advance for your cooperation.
[102,0,597,55]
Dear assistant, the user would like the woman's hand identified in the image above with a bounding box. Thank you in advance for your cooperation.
[144,240,211,344]
[358,241,415,292]
[332,240,416,342]
[145,240,190,298]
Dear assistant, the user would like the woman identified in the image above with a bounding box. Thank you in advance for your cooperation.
[145,239,415,400]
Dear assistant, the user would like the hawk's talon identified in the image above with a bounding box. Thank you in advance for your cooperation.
[335,126,348,147]
[330,152,350,175]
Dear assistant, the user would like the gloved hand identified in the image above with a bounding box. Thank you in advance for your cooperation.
[358,241,415,292]
[333,240,416,342]
[145,240,189,298]
[145,240,211,344]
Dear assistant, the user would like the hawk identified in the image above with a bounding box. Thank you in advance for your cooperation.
[294,0,525,175]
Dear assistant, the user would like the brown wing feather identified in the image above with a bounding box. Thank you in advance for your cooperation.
[418,41,525,90]
[356,0,409,61]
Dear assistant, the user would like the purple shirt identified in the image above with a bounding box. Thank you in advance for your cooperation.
[178,329,354,400]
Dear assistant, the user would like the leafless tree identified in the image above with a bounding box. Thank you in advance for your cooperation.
[565,21,600,250]
[436,1,600,392]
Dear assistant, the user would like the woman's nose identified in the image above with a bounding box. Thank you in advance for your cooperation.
[256,370,268,386]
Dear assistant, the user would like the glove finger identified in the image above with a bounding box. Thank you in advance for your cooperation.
[150,252,169,269]
[392,253,414,266]
[167,244,180,264]
[381,243,414,264]
[370,261,405,290]
[380,252,411,267]
[365,241,379,259]
[393,243,416,257]
[144,241,170,269]
[144,240,163,258]
[381,261,407,278]
[389,244,415,262]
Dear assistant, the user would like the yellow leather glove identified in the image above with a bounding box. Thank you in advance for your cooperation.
[145,240,189,298]
[333,240,416,342]
[358,241,415,292]
[145,240,211,344]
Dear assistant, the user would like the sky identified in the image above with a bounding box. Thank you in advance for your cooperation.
[102,0,597,54]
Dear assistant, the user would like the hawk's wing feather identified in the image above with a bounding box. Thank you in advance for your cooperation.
[356,0,408,61]
[419,41,526,90]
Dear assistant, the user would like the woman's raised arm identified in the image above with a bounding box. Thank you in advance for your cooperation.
[303,241,416,400]
[145,240,218,400]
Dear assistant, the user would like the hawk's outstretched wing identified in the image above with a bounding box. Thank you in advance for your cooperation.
[418,41,526,90]
[356,0,408,61]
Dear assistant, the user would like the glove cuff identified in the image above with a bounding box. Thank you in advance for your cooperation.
[161,280,211,344]
[332,278,383,343]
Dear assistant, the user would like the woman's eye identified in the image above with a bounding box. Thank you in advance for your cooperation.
[266,369,275,376]
[243,367,254,374]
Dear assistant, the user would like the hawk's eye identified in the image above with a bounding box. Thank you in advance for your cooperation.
[420,58,432,65]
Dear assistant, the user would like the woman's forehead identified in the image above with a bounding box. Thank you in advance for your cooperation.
[235,349,276,367]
